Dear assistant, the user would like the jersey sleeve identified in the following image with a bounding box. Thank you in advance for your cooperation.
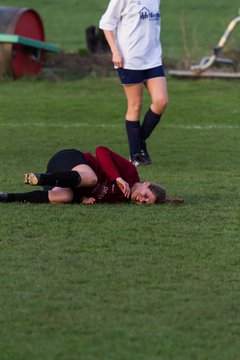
[99,0,126,31]
[95,146,139,184]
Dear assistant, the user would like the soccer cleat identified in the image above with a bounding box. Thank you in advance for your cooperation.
[24,173,42,186]
[130,153,151,167]
[140,141,152,165]
[0,192,7,202]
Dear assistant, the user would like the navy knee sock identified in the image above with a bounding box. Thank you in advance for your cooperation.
[125,120,141,158]
[38,171,81,188]
[141,108,161,141]
[3,190,50,203]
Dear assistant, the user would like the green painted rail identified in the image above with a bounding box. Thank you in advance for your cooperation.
[0,34,60,53]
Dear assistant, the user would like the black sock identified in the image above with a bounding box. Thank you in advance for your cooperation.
[141,108,161,141]
[0,192,8,202]
[5,191,50,203]
[125,120,141,158]
[39,171,81,188]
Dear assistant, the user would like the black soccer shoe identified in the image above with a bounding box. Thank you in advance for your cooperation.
[130,153,151,167]
[24,173,43,186]
[0,192,8,202]
[140,141,152,165]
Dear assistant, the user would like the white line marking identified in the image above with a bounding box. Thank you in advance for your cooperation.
[166,124,239,130]
[0,123,239,130]
[0,122,119,128]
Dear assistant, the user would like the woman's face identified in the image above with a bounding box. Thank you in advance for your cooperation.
[131,182,156,205]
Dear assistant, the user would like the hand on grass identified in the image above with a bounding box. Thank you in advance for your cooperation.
[82,197,96,205]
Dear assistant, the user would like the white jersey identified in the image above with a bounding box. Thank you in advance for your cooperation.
[99,0,162,70]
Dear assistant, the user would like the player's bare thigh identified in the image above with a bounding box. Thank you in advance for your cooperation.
[72,164,98,187]
[48,187,74,204]
[145,77,168,114]
[123,83,144,120]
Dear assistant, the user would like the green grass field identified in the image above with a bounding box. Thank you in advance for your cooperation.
[0,1,240,359]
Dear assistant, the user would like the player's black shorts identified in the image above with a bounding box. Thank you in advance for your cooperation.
[117,65,165,85]
[43,149,88,195]
[46,149,87,173]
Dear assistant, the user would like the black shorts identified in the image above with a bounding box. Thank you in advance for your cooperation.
[44,149,88,194]
[117,65,165,85]
[46,149,87,173]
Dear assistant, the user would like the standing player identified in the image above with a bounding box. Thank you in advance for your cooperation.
[99,0,168,166]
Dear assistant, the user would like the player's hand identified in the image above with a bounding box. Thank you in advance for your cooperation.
[82,197,96,205]
[116,177,130,198]
[112,50,123,68]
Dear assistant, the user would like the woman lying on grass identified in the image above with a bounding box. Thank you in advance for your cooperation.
[0,146,183,205]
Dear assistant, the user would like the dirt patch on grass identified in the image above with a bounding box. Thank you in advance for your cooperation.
[43,52,115,80]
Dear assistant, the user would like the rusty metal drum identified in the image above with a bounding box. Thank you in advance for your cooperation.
[0,6,45,78]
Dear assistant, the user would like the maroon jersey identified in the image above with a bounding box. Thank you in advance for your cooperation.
[80,146,140,203]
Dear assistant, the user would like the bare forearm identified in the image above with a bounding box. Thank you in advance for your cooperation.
[103,30,123,68]
[103,30,118,53]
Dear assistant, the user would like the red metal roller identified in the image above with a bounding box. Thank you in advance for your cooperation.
[0,6,46,78]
